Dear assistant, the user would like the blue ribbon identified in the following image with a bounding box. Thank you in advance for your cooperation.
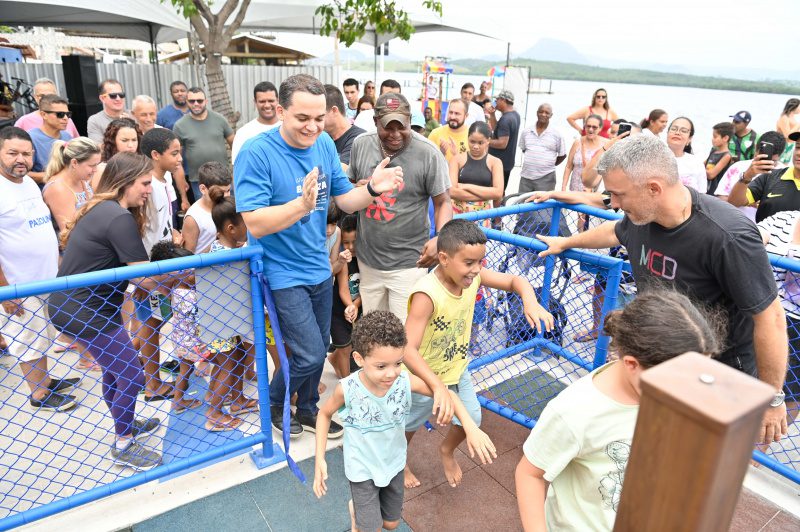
[257,272,306,484]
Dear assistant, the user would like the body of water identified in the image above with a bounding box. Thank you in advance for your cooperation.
[343,69,797,169]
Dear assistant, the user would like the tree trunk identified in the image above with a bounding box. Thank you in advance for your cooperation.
[204,50,240,128]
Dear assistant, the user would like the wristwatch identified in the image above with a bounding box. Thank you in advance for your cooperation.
[770,391,786,408]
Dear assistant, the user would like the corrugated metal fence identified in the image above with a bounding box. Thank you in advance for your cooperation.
[1,63,339,126]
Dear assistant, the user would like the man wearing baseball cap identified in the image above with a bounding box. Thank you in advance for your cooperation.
[729,110,757,162]
[487,89,521,190]
[347,91,452,322]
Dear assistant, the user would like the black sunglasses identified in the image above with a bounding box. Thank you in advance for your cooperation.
[188,99,205,104]
[105,92,125,99]
[43,110,72,119]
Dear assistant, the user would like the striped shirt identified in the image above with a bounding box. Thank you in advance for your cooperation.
[758,210,800,317]
[518,126,566,179]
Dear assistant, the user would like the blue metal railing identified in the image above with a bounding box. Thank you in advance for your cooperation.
[0,247,287,530]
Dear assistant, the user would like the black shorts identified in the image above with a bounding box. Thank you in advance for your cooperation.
[331,311,354,348]
[350,470,404,531]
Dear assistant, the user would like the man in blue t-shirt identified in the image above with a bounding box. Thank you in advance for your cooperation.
[234,74,403,439]
[28,94,72,185]
[156,81,189,130]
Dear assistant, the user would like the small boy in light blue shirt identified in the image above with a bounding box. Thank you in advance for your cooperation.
[313,311,497,532]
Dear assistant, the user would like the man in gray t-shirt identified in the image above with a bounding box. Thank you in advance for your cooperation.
[173,86,234,199]
[348,93,452,321]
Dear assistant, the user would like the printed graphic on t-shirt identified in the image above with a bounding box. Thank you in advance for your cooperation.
[598,440,630,512]
[18,197,52,229]
[348,271,361,299]
[424,315,468,366]
[296,170,329,224]
[366,180,405,222]
[639,245,677,280]
[341,375,409,429]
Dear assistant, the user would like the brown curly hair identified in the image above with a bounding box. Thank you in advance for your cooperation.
[351,311,407,357]
[101,118,142,162]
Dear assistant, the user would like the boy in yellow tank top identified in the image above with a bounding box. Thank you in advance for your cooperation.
[402,219,554,489]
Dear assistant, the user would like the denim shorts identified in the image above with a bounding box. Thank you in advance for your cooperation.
[405,370,482,431]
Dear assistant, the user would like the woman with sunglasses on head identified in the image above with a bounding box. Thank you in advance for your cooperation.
[363,81,376,105]
[667,116,707,192]
[91,118,142,190]
[567,88,619,139]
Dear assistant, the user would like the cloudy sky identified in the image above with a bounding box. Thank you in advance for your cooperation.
[269,0,798,80]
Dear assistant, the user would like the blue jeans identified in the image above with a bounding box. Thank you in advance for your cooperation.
[269,278,332,415]
[189,181,202,203]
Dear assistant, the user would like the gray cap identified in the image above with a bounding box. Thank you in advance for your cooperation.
[497,90,514,104]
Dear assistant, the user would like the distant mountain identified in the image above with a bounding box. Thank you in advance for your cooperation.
[503,38,800,83]
[516,38,589,65]
[583,55,800,83]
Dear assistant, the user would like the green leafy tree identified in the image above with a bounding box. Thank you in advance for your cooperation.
[316,0,443,47]
[164,0,252,126]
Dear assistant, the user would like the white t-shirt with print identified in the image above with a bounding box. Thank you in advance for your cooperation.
[522,362,638,531]
[0,175,59,284]
[142,174,176,256]
[231,119,280,162]
[675,152,707,193]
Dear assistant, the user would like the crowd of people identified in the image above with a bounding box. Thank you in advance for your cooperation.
[1,72,799,530]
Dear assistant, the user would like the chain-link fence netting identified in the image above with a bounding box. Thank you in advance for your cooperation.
[459,201,799,485]
[462,202,626,426]
[0,246,278,527]
[762,253,800,482]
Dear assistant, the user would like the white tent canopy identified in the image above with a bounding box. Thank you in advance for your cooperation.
[3,0,190,43]
[240,0,502,47]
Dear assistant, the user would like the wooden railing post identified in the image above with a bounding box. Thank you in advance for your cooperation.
[614,352,774,532]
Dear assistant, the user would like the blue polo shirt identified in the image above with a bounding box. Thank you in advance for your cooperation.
[234,127,353,289]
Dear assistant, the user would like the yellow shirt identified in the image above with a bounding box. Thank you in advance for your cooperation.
[427,124,468,162]
[409,270,480,385]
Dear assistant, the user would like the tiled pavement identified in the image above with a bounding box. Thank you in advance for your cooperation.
[135,409,800,531]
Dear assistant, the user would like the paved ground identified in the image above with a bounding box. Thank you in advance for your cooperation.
[133,409,800,532]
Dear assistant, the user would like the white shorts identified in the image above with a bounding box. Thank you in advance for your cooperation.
[358,262,428,323]
[0,296,58,363]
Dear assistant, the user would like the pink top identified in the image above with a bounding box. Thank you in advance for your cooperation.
[15,111,80,139]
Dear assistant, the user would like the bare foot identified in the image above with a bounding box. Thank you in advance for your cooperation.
[348,499,357,532]
[404,464,421,489]
[440,446,462,487]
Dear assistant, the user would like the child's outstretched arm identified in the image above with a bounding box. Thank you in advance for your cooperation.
[405,292,455,425]
[409,374,497,465]
[313,383,346,499]
[480,269,554,334]
[515,457,549,532]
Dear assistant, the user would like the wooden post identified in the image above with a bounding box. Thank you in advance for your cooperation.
[614,352,773,532]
